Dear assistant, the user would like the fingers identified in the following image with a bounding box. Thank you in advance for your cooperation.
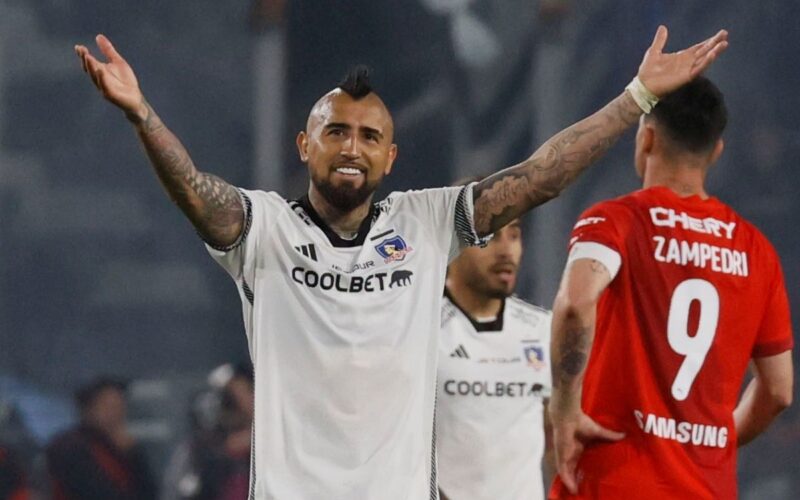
[590,422,626,442]
[74,45,89,73]
[96,34,124,62]
[649,25,668,53]
[75,42,113,92]
[558,461,579,495]
[81,52,105,90]
[690,40,728,78]
[694,29,729,58]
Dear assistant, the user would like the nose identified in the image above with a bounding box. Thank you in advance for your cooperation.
[342,135,361,158]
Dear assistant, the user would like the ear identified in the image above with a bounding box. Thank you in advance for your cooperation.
[296,131,309,162]
[709,138,724,165]
[641,123,655,154]
[384,144,398,175]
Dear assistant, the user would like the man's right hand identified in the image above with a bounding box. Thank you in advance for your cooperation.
[552,410,625,495]
[75,35,147,123]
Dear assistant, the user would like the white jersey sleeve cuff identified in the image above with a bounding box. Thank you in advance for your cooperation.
[567,242,622,280]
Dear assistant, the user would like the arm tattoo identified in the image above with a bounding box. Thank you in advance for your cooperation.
[473,91,641,235]
[553,325,592,388]
[590,259,606,274]
[132,98,244,246]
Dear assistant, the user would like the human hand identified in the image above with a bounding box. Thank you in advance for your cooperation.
[74,34,147,122]
[552,411,625,495]
[637,26,728,97]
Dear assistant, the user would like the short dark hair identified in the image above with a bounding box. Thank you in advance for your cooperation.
[338,65,373,99]
[75,377,127,413]
[649,76,727,154]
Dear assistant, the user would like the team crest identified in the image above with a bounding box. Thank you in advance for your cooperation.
[523,345,546,370]
[374,235,413,263]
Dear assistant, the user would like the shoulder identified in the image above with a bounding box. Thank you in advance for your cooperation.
[441,294,462,325]
[384,186,463,206]
[507,296,551,323]
[508,295,550,314]
[725,206,783,266]
[241,189,288,208]
[574,195,637,227]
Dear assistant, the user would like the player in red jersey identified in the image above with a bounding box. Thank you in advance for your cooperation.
[548,75,794,499]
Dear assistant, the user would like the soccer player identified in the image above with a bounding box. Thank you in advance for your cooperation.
[549,76,793,499]
[74,26,727,499]
[436,212,554,500]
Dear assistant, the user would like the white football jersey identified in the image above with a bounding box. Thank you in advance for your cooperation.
[206,185,486,500]
[436,292,552,500]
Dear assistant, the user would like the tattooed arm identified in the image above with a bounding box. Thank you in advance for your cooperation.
[75,35,243,247]
[549,258,622,494]
[473,93,639,236]
[131,101,243,246]
[472,26,728,237]
[550,258,611,416]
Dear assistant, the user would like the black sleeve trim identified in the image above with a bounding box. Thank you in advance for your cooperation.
[454,183,491,248]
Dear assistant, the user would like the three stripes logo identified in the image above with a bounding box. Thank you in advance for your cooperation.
[294,243,318,262]
[449,345,469,359]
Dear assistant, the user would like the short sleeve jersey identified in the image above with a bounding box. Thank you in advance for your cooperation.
[206,185,486,500]
[550,186,793,500]
[436,293,552,500]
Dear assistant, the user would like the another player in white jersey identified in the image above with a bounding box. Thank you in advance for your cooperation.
[437,215,554,500]
[74,27,727,499]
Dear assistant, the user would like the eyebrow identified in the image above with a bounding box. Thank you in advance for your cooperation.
[325,122,384,139]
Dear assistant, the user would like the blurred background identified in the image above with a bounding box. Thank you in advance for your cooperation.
[1,0,798,498]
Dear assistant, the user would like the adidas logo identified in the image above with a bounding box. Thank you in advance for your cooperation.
[294,243,318,262]
[449,345,469,359]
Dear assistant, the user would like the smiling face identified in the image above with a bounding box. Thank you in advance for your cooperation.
[453,220,523,298]
[296,90,397,212]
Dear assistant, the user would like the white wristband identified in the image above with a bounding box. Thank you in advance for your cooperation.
[625,76,659,114]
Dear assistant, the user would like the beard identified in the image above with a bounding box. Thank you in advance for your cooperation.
[465,269,516,299]
[313,175,381,212]
[482,283,514,299]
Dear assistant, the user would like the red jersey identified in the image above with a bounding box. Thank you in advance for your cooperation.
[550,186,793,500]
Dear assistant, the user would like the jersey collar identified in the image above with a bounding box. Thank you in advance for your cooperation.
[444,288,506,333]
[296,195,377,248]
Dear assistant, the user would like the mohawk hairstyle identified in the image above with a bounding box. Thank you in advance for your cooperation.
[338,65,374,99]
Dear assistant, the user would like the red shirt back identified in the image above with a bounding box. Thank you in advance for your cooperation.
[550,186,793,500]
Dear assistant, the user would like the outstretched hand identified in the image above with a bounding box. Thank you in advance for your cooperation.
[74,35,146,121]
[637,26,728,97]
[553,411,625,495]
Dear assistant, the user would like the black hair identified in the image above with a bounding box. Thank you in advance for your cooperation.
[649,76,728,154]
[75,376,127,412]
[337,65,374,99]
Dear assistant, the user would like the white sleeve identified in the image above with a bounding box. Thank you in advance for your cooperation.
[204,189,283,283]
[566,241,622,281]
[396,183,491,263]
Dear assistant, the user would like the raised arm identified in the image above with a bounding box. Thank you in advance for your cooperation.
[74,35,243,248]
[549,258,622,495]
[472,26,728,236]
